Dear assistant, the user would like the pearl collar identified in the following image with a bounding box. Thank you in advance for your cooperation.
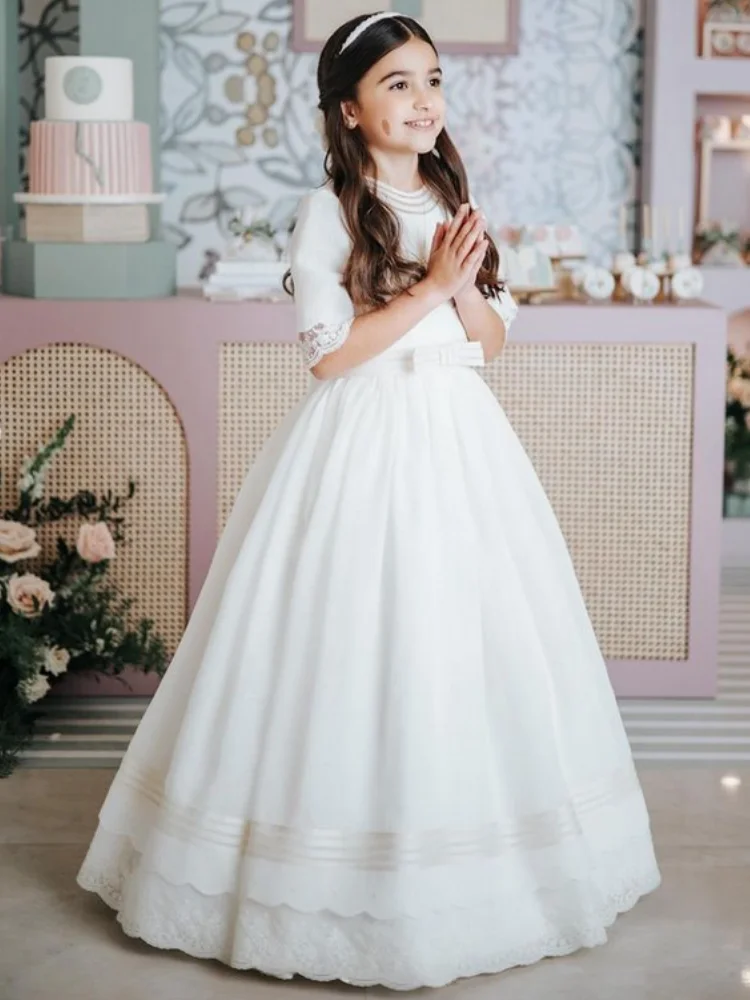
[368,177,438,214]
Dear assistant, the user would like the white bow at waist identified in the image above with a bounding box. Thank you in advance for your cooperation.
[411,341,485,370]
[344,340,485,378]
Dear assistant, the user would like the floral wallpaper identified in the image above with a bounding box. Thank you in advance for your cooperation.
[159,0,645,286]
[18,0,80,194]
[15,1,644,287]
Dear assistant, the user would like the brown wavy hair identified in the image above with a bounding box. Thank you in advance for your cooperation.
[287,12,504,310]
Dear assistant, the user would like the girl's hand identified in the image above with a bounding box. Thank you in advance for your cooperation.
[425,204,488,301]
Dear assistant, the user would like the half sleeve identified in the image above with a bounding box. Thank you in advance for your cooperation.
[487,285,519,337]
[289,187,356,369]
[467,189,519,338]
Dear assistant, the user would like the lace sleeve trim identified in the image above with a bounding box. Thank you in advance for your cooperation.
[299,318,354,369]
[489,287,519,335]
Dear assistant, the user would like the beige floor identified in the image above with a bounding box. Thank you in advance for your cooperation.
[1,766,749,1000]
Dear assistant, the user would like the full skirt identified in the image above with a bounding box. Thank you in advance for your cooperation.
[77,361,661,990]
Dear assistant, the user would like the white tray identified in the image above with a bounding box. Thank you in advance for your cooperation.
[14,193,167,205]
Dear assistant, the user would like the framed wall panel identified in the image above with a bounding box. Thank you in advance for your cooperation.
[291,0,521,55]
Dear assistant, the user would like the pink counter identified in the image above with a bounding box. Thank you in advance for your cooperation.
[0,294,727,698]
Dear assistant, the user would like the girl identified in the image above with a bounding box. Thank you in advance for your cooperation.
[77,11,661,991]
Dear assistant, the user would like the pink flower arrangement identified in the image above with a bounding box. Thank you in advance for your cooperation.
[0,415,167,777]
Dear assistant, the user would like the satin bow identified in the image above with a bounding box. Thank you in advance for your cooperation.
[411,341,486,371]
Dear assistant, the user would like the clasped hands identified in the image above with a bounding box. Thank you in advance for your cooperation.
[425,203,488,305]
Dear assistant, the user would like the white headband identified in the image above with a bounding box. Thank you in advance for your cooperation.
[338,11,409,54]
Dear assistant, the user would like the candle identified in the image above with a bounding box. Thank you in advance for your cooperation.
[652,205,659,258]
[678,207,685,250]
[664,206,672,255]
[620,205,628,250]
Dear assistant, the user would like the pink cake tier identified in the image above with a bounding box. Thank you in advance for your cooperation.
[28,121,153,198]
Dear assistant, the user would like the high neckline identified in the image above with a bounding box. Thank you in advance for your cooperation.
[368,177,438,214]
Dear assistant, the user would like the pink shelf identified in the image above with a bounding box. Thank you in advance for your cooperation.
[693,56,750,96]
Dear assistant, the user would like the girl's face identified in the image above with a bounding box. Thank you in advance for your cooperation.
[341,37,445,157]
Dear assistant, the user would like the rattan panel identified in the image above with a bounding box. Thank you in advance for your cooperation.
[218,342,694,661]
[482,343,694,660]
[219,343,309,532]
[0,345,188,657]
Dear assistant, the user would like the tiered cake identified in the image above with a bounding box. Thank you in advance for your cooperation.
[15,56,164,243]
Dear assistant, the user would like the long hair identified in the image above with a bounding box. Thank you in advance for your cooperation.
[287,13,504,309]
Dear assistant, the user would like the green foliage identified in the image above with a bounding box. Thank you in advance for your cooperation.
[0,415,167,777]
[726,348,750,486]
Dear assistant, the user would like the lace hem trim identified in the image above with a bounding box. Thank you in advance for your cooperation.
[299,317,354,369]
[77,828,661,991]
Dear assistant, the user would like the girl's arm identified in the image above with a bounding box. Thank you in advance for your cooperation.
[453,285,510,364]
[307,201,487,381]
[311,279,443,379]
[435,207,519,363]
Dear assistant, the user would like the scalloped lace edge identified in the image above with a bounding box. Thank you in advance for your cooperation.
[77,828,661,991]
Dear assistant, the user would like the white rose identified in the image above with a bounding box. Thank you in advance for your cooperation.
[0,520,41,564]
[728,377,750,407]
[17,671,51,705]
[6,572,55,617]
[43,645,71,677]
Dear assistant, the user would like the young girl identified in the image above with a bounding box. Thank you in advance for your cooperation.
[77,11,661,991]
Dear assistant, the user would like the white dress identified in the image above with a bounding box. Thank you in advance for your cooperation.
[77,178,661,991]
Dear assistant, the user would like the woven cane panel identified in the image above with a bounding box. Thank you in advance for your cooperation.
[482,343,694,660]
[0,345,188,657]
[219,343,309,532]
[217,342,694,662]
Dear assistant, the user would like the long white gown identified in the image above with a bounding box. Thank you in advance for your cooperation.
[77,178,661,990]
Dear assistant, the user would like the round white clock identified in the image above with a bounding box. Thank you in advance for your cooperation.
[582,267,615,301]
[627,266,660,301]
[712,31,736,54]
[671,267,704,301]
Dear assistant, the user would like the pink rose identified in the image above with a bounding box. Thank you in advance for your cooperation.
[6,572,55,618]
[76,522,116,563]
[0,519,41,564]
[728,377,746,403]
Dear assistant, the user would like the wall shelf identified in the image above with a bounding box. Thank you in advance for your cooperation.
[693,56,750,95]
[701,137,750,150]
[697,136,750,223]
[644,2,750,313]
[701,265,750,313]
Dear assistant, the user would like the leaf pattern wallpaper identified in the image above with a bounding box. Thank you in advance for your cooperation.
[18,0,80,193]
[158,0,644,286]
[16,0,644,288]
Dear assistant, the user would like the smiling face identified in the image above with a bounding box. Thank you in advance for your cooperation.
[340,37,445,158]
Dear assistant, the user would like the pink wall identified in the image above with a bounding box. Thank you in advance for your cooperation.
[729,309,750,356]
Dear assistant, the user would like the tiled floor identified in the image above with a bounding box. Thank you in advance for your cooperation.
[1,766,749,1000]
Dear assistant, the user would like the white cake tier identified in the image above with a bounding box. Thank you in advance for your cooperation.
[27,121,153,198]
[15,193,166,205]
[45,56,133,122]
